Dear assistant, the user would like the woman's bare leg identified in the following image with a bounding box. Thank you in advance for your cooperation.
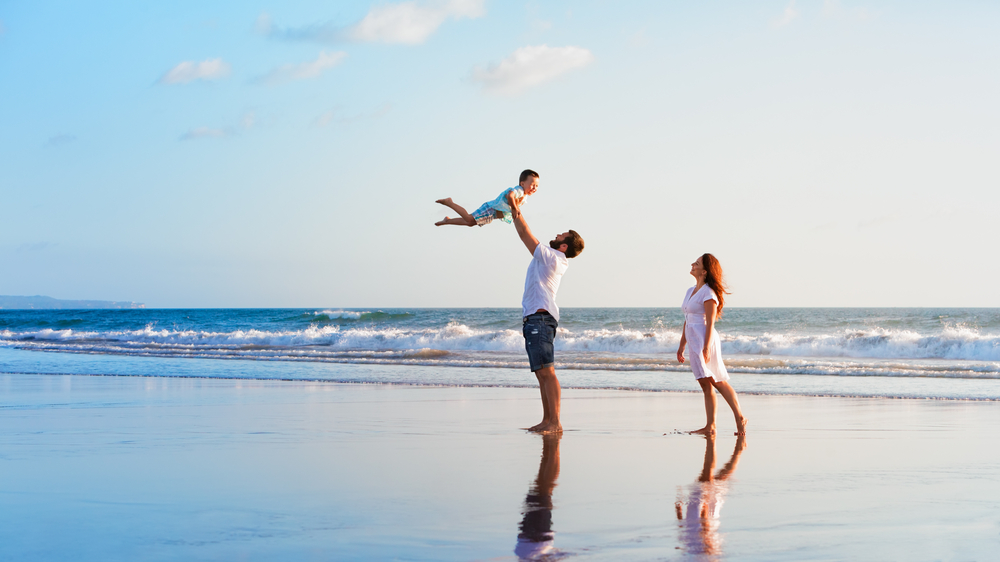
[712,380,748,436]
[435,198,476,226]
[690,377,716,435]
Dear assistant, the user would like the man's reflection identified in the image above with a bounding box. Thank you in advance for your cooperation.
[515,433,563,561]
[675,433,746,557]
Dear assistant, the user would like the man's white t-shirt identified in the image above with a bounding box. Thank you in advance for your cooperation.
[521,244,569,322]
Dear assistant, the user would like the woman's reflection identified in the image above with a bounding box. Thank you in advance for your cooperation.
[515,433,563,561]
[675,433,746,557]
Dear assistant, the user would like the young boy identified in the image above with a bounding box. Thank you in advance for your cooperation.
[435,169,539,227]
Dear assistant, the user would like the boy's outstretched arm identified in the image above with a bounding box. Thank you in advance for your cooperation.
[513,214,539,256]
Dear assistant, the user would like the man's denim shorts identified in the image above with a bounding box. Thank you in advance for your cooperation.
[523,312,558,372]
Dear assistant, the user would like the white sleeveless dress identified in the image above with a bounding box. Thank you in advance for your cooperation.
[682,285,730,382]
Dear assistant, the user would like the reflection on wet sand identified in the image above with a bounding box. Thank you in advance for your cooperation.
[676,434,746,557]
[515,433,564,561]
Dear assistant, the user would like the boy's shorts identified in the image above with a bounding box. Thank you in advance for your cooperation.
[523,312,558,372]
[471,203,496,226]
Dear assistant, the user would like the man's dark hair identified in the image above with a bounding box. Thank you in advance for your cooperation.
[519,169,539,184]
[563,230,584,259]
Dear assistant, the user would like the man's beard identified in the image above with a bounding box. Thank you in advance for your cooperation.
[549,238,563,251]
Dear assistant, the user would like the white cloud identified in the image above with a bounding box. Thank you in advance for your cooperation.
[347,0,484,44]
[159,58,231,85]
[180,111,255,141]
[258,0,483,45]
[823,0,841,18]
[858,214,898,229]
[823,0,875,22]
[315,110,337,128]
[240,111,256,129]
[314,103,392,127]
[628,27,650,48]
[772,0,800,28]
[472,45,594,96]
[255,51,347,85]
[255,13,274,35]
[180,127,227,140]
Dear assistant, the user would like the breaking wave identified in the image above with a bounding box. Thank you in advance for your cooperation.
[1,323,999,380]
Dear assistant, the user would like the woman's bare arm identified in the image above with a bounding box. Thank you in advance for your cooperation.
[702,299,717,362]
[677,322,688,363]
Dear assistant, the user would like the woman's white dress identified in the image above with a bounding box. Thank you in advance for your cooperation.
[682,285,730,382]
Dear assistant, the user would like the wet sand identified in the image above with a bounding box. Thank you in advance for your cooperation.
[1,372,998,560]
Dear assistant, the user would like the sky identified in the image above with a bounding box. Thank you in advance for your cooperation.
[1,0,999,308]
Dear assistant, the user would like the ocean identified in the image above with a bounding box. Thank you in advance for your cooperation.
[3,307,1000,400]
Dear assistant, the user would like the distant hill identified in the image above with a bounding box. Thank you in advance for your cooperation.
[0,295,145,310]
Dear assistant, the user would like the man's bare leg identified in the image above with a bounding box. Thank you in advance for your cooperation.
[689,377,717,435]
[435,198,476,226]
[528,365,562,434]
[527,370,551,431]
[712,380,748,436]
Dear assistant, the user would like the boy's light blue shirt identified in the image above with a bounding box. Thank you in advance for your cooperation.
[484,187,526,224]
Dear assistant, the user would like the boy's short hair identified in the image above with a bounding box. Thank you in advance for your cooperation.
[563,230,584,259]
[519,169,539,184]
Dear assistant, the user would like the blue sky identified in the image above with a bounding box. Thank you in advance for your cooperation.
[1,1,999,307]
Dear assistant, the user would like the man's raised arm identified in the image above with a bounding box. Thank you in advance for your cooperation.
[513,214,539,256]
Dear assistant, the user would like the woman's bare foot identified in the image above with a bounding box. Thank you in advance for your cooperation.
[735,417,749,436]
[435,198,453,206]
[734,434,748,451]
[689,425,716,435]
[434,216,450,226]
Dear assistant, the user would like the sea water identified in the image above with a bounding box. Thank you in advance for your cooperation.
[2,308,1000,400]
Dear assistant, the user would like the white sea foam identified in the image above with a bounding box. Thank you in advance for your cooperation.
[314,310,364,319]
[724,325,1000,361]
[3,323,1000,373]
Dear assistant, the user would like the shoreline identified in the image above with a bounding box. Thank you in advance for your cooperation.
[4,342,1000,401]
[5,368,1000,402]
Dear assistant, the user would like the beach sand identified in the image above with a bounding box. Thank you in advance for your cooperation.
[1,372,998,561]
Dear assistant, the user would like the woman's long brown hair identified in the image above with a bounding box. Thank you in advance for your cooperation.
[701,253,730,314]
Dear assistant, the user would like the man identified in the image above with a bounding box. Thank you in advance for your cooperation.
[513,213,584,434]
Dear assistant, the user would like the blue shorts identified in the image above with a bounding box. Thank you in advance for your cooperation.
[523,312,558,372]
[471,203,497,226]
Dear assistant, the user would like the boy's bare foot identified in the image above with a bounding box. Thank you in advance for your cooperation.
[735,417,749,436]
[435,198,453,206]
[689,425,716,435]
[434,217,450,226]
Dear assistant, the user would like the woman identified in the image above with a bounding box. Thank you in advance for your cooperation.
[676,254,748,436]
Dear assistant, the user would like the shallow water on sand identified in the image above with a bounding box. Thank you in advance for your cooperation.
[4,346,1000,400]
[2,372,998,560]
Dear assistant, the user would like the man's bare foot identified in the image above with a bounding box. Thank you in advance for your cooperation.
[435,198,453,206]
[524,421,546,432]
[528,422,563,434]
[689,425,716,435]
[735,417,749,436]
[434,217,450,226]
